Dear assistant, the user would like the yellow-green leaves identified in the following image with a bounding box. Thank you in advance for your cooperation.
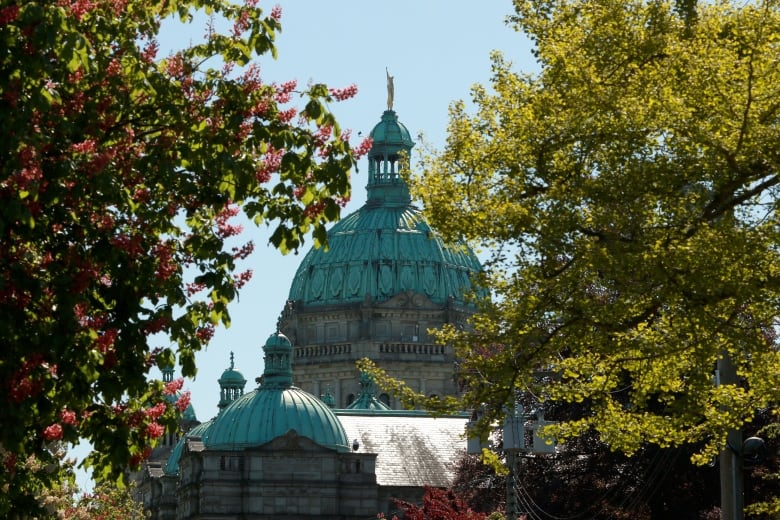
[410,0,780,465]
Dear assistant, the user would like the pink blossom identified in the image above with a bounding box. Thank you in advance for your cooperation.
[232,8,251,36]
[106,58,121,77]
[43,423,63,441]
[196,324,215,343]
[313,125,333,146]
[234,269,253,289]
[353,136,373,159]
[145,422,165,439]
[231,241,255,261]
[152,242,178,281]
[165,54,184,78]
[141,40,159,63]
[145,402,167,420]
[269,4,282,22]
[329,84,358,101]
[256,145,284,182]
[4,452,16,472]
[60,409,78,426]
[241,64,262,94]
[278,108,297,123]
[186,282,206,296]
[111,233,144,258]
[0,5,19,25]
[278,79,297,93]
[94,328,118,354]
[58,0,97,22]
[250,99,271,117]
[215,203,243,238]
[274,80,296,103]
[175,391,192,412]
[303,201,326,219]
[144,316,170,335]
[164,378,184,396]
[110,0,128,16]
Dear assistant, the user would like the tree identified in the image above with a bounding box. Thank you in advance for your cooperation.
[370,0,780,468]
[62,482,148,520]
[0,0,369,515]
[451,451,506,515]
[392,486,488,520]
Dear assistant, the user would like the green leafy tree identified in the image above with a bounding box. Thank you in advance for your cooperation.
[366,0,780,469]
[0,0,369,515]
[61,481,148,520]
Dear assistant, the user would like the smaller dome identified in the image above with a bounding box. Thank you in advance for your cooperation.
[369,110,414,148]
[203,332,350,452]
[219,371,245,386]
[218,352,247,411]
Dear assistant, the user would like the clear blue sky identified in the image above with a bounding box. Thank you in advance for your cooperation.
[75,0,536,490]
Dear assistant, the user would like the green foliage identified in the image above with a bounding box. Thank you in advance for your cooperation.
[0,0,364,515]
[63,481,148,519]
[408,0,780,464]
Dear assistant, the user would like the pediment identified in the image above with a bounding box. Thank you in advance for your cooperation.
[251,429,339,454]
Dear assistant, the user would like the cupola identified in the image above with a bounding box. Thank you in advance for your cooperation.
[218,352,247,410]
[203,332,350,452]
[366,110,414,206]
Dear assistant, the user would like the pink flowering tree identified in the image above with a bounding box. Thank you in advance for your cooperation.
[0,0,370,515]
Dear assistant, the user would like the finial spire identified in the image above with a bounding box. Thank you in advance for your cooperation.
[386,67,394,111]
[229,351,235,370]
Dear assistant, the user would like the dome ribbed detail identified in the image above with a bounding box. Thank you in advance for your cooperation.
[287,205,481,306]
[203,387,349,452]
[203,332,349,452]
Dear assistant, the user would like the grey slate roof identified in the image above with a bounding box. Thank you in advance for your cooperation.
[336,410,468,488]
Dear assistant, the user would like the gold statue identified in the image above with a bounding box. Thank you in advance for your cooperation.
[386,67,394,111]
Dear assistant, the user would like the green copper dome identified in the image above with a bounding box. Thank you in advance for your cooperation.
[288,110,481,307]
[218,352,247,410]
[164,419,212,476]
[203,332,350,452]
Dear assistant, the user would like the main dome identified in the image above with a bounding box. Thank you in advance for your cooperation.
[203,332,350,452]
[288,110,481,307]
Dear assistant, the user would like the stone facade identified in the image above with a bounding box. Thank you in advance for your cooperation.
[172,431,379,520]
[280,290,473,408]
